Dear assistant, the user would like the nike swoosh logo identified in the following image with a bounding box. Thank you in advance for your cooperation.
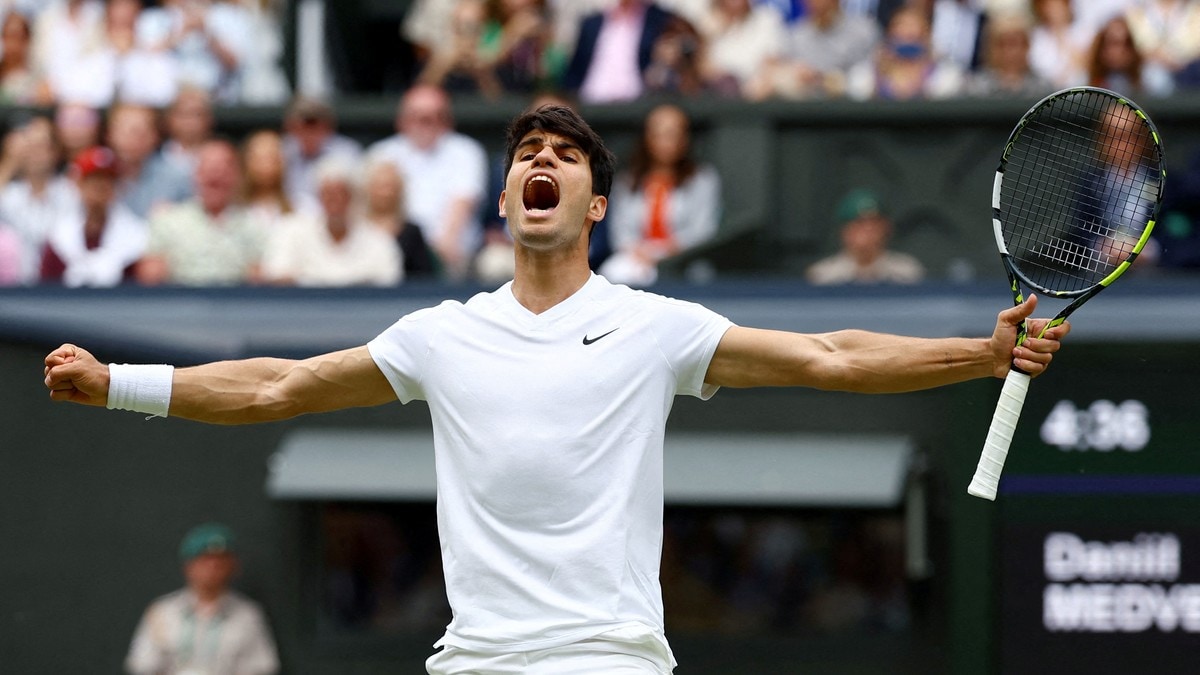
[582,328,619,345]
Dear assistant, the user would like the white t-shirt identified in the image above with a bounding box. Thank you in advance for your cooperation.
[368,273,733,658]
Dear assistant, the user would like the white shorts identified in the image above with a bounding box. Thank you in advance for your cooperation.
[425,625,675,675]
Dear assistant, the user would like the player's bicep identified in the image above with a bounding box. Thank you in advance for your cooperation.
[704,326,828,388]
[284,346,397,414]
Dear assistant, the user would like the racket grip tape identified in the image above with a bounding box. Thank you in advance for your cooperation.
[967,370,1032,501]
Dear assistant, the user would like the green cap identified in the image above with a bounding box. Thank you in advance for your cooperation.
[179,523,236,561]
[836,188,886,224]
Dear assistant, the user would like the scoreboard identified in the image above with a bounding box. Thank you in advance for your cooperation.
[993,343,1200,674]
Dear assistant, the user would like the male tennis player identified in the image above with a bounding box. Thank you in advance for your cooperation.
[44,105,1068,674]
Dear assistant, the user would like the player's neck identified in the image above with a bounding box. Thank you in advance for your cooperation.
[510,253,592,315]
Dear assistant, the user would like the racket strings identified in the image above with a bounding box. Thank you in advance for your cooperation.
[1000,90,1162,293]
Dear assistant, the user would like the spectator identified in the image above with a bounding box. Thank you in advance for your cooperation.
[402,0,462,62]
[281,95,362,207]
[599,103,721,287]
[242,129,305,231]
[0,11,52,105]
[234,0,290,104]
[367,84,488,280]
[362,159,437,279]
[139,0,254,104]
[53,102,102,163]
[41,146,147,287]
[161,85,215,178]
[99,0,179,107]
[125,523,279,675]
[749,0,878,99]
[1124,0,1200,79]
[136,138,265,286]
[0,116,74,285]
[261,157,401,287]
[844,6,965,100]
[32,0,105,105]
[106,103,193,220]
[965,12,1054,98]
[926,0,986,71]
[696,0,786,98]
[1028,0,1089,88]
[563,0,677,103]
[481,0,565,94]
[806,188,924,285]
[416,0,502,97]
[1085,14,1174,98]
[643,13,706,96]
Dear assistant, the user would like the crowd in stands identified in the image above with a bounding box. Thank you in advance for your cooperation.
[0,0,1199,288]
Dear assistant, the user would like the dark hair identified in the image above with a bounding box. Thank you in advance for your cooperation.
[503,104,616,198]
[627,104,698,189]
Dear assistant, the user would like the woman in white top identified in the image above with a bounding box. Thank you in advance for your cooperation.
[600,103,720,287]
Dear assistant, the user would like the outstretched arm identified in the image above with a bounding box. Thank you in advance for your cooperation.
[705,295,1069,393]
[44,345,396,424]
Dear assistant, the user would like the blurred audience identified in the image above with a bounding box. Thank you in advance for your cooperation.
[261,157,401,287]
[563,0,676,103]
[965,12,1054,98]
[139,0,253,104]
[750,0,878,99]
[161,85,215,177]
[806,188,924,285]
[41,145,147,287]
[125,522,279,675]
[0,116,73,285]
[367,84,487,280]
[107,103,193,220]
[281,95,363,207]
[698,0,786,98]
[844,6,965,100]
[95,0,179,107]
[600,103,721,287]
[0,11,52,106]
[1086,14,1174,98]
[137,138,264,286]
[361,159,437,279]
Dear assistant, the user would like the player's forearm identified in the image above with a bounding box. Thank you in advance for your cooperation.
[707,327,995,392]
[818,330,995,393]
[168,357,302,424]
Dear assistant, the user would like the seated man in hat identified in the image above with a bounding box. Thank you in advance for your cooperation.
[125,522,279,675]
[806,188,925,285]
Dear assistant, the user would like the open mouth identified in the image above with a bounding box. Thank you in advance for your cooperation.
[522,175,559,214]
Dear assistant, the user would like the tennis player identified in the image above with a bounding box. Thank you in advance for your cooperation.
[43,105,1068,675]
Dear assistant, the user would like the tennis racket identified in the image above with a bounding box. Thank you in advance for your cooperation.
[966,87,1166,501]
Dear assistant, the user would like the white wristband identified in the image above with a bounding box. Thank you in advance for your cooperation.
[106,364,174,418]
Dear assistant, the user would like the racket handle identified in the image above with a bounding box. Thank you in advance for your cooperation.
[967,370,1032,501]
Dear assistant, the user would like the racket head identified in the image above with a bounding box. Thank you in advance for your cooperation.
[993,87,1166,298]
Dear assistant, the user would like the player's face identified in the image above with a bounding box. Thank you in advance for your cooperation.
[499,130,606,252]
